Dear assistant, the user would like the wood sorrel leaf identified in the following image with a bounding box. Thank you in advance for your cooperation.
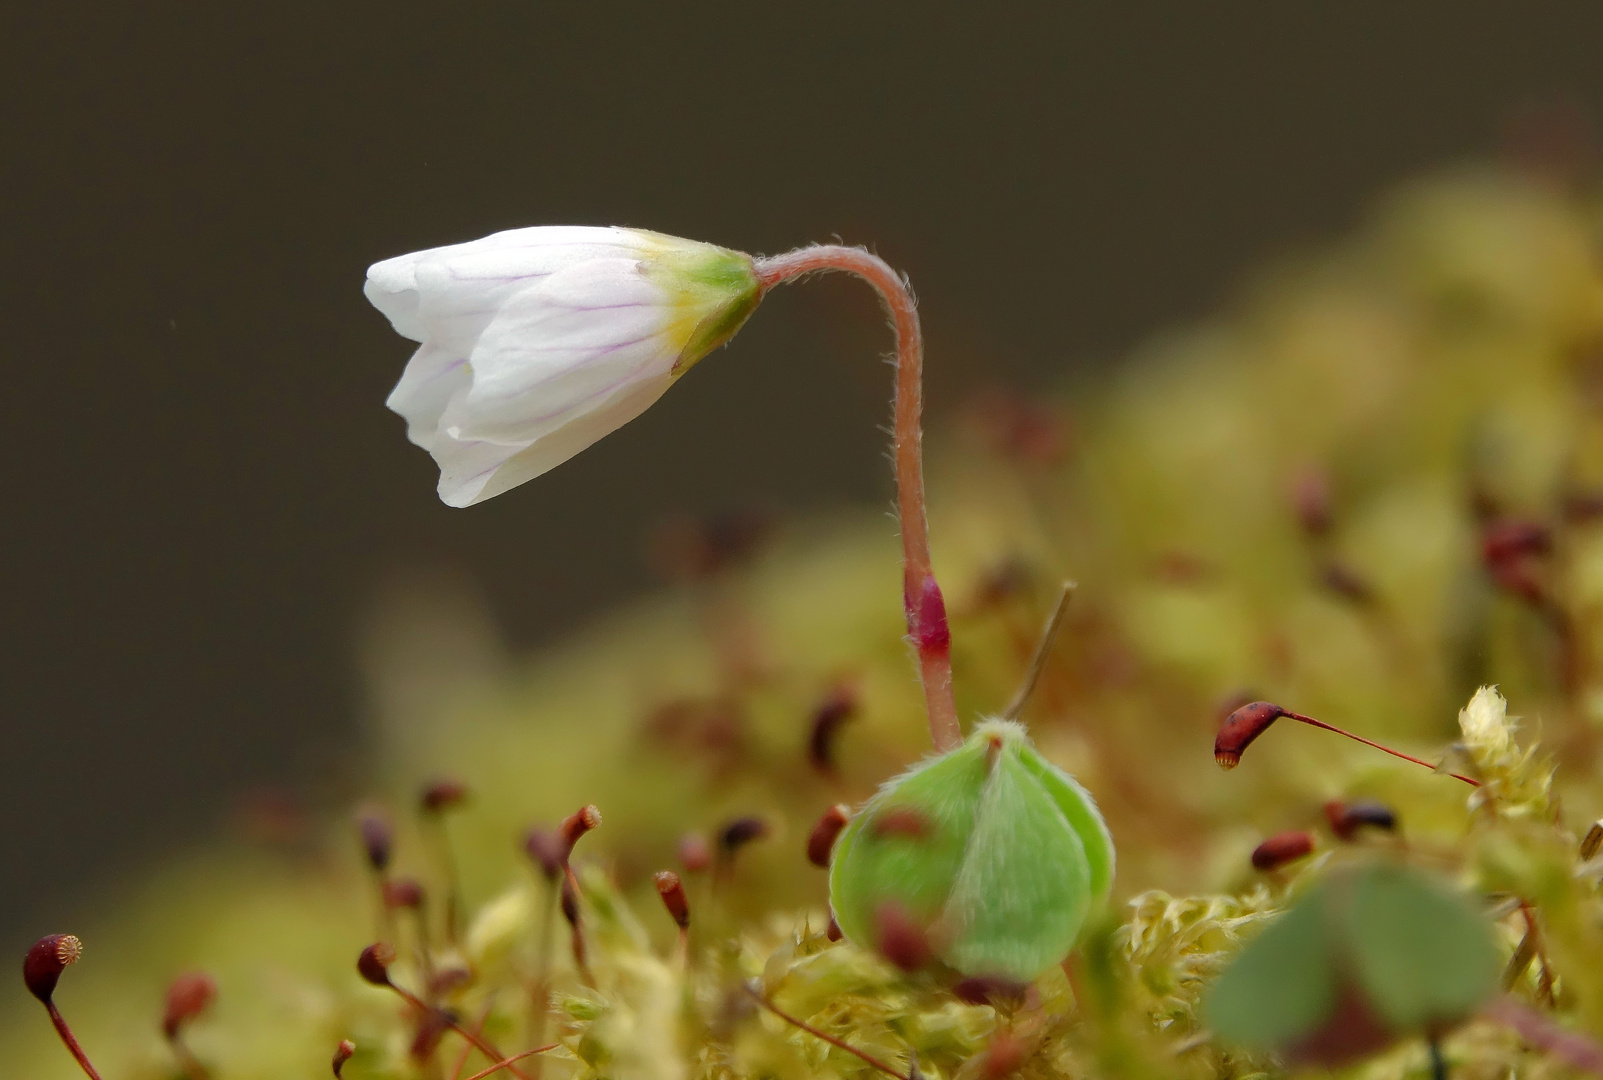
[1346,863,1501,1029]
[1204,886,1339,1050]
[1205,863,1500,1063]
[828,719,1114,980]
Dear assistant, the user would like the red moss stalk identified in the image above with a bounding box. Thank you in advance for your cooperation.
[24,934,102,1080]
[458,1046,559,1080]
[1214,700,1479,786]
[744,983,913,1080]
[358,944,534,1080]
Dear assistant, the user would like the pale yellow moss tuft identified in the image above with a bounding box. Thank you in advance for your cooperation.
[1458,685,1555,819]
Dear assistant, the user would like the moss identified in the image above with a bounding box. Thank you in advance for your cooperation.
[12,163,1603,1078]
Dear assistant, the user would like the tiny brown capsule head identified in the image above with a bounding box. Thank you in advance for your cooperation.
[332,1039,356,1078]
[806,805,852,868]
[719,817,769,855]
[1323,799,1398,841]
[952,975,1029,1009]
[653,870,690,929]
[1291,468,1334,538]
[677,832,712,874]
[1481,518,1553,565]
[968,556,1034,610]
[420,778,469,814]
[523,827,565,881]
[648,510,772,581]
[161,971,218,1039]
[23,934,82,1004]
[357,811,393,873]
[826,914,843,942]
[1251,830,1315,872]
[357,942,396,986]
[559,805,603,854]
[382,878,425,910]
[807,685,859,775]
[873,902,933,973]
[1319,561,1374,605]
[1563,489,1603,524]
[1215,701,1286,769]
[968,389,1068,468]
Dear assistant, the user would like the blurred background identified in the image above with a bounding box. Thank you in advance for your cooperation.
[1,4,1600,952]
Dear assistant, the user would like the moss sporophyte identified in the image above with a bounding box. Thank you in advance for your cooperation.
[29,168,1603,1080]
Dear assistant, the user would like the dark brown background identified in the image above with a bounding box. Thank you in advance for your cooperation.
[2,4,1599,950]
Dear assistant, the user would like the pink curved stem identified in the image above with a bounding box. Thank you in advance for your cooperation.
[754,246,960,751]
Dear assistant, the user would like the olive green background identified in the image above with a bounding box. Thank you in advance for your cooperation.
[2,3,1599,953]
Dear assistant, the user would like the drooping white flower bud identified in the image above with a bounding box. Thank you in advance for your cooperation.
[366,226,762,507]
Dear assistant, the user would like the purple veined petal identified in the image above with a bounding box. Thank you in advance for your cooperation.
[374,227,657,355]
[369,224,756,506]
[454,258,675,423]
[445,338,667,447]
[435,375,673,507]
[429,433,531,509]
[385,344,471,450]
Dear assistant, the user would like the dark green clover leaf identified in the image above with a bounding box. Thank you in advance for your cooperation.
[1205,863,1501,1067]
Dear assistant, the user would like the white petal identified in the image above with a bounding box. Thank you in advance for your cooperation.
[365,254,429,341]
[436,376,673,507]
[441,259,677,444]
[469,261,667,391]
[385,344,470,450]
[430,434,530,508]
[375,227,654,355]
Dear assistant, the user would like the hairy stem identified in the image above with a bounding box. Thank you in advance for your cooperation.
[754,245,960,751]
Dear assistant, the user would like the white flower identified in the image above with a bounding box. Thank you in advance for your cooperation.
[366,226,762,507]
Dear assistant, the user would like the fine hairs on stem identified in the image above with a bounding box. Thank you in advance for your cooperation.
[754,246,960,752]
